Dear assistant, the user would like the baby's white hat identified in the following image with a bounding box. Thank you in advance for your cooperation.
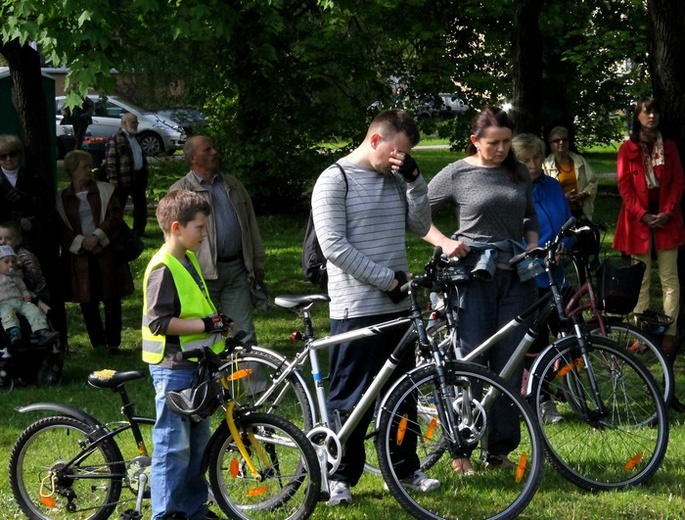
[0,245,17,259]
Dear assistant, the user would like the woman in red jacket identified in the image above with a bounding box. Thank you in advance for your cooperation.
[612,97,685,353]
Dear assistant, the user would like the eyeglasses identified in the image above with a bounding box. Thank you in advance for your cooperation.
[0,151,19,160]
[550,138,568,145]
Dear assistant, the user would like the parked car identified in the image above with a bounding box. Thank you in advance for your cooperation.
[157,107,207,136]
[55,95,186,156]
[417,93,469,117]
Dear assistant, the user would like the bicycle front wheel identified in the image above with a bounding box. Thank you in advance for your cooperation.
[587,318,674,406]
[9,415,124,520]
[207,411,321,520]
[224,347,314,430]
[531,335,669,491]
[377,362,544,520]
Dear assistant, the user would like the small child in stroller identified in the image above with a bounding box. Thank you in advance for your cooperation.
[0,245,58,349]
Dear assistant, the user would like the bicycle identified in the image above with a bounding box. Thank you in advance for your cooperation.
[224,250,545,520]
[559,220,674,408]
[8,337,322,520]
[422,217,669,491]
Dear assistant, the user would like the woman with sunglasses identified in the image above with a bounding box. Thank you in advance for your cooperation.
[542,126,598,220]
[0,135,48,256]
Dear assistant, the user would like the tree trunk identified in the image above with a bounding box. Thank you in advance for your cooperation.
[0,40,67,345]
[511,0,544,135]
[0,40,54,199]
[647,0,685,155]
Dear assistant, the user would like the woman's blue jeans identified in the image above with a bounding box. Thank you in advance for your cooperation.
[455,268,537,457]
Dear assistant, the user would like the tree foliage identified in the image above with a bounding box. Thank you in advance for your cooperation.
[1,0,684,211]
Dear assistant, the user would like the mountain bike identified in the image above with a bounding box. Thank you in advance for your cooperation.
[224,250,545,520]
[423,217,669,491]
[8,338,321,520]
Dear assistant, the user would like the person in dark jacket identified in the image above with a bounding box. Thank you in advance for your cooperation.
[56,150,134,354]
[105,113,149,236]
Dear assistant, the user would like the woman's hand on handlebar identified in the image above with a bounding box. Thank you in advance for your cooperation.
[437,237,471,259]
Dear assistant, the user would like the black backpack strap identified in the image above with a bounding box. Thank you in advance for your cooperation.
[332,162,349,199]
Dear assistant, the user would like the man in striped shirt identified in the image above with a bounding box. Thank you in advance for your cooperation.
[312,109,438,506]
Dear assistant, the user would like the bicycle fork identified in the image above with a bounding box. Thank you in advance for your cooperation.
[223,400,275,497]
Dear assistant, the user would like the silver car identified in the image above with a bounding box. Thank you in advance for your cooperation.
[56,95,186,156]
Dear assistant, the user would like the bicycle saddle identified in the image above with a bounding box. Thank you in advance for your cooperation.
[88,370,147,389]
[274,294,330,310]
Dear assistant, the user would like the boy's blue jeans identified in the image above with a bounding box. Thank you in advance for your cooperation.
[149,364,211,520]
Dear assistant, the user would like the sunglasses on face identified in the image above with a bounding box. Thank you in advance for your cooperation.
[550,138,568,145]
[0,151,19,160]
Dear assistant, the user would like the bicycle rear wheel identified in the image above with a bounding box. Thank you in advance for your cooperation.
[530,335,669,491]
[223,347,314,430]
[669,334,685,412]
[587,318,674,406]
[206,411,321,520]
[377,362,544,520]
[9,415,124,520]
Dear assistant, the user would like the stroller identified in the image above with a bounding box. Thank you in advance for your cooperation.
[0,315,64,390]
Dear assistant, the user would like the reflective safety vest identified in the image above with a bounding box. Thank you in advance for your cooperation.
[142,247,223,364]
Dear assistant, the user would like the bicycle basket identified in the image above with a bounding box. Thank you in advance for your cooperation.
[596,256,646,315]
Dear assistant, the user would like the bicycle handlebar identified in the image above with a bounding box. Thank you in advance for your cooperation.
[174,330,248,362]
[509,216,578,267]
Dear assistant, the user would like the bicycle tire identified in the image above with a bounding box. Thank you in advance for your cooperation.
[224,347,314,430]
[530,335,669,491]
[9,415,125,520]
[377,362,544,520]
[587,318,674,406]
[668,334,685,412]
[206,411,321,520]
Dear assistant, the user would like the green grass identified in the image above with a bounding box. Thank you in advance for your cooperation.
[3,147,685,519]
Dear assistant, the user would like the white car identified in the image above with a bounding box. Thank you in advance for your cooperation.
[417,93,469,117]
[55,95,186,156]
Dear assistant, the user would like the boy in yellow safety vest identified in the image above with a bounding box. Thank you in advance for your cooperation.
[142,189,231,520]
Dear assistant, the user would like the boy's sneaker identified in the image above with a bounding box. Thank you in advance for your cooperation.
[540,400,563,424]
[326,480,352,506]
[398,471,441,492]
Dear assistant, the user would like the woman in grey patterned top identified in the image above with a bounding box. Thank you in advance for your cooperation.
[423,106,540,475]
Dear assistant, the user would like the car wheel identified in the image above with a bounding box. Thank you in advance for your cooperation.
[138,132,164,155]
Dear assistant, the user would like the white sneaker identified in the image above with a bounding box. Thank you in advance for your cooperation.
[326,480,352,506]
[399,470,441,492]
[540,400,563,424]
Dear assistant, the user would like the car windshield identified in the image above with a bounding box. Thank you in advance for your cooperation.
[113,98,153,115]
